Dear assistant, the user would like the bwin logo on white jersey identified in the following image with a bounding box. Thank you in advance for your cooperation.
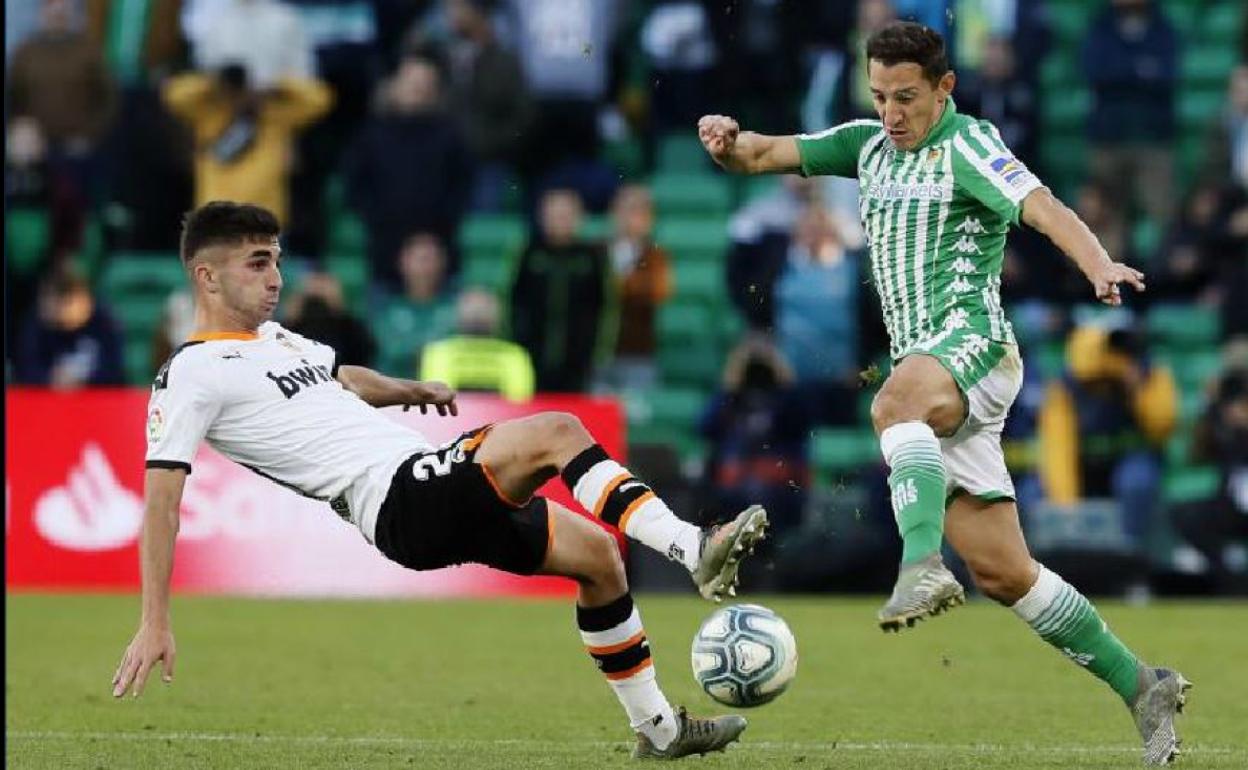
[266,358,336,399]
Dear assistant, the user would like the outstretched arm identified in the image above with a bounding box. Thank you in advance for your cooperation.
[113,468,185,698]
[336,364,458,415]
[1020,187,1146,306]
[698,115,801,175]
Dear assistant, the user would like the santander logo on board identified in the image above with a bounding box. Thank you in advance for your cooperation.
[33,443,143,551]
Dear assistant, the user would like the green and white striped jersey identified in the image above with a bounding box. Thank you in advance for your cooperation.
[796,100,1042,362]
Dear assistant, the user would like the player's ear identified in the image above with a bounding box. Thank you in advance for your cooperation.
[938,70,956,100]
[192,259,220,294]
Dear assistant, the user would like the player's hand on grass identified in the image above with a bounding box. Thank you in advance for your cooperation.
[112,623,175,698]
[401,381,457,416]
[698,115,740,161]
[1086,261,1146,306]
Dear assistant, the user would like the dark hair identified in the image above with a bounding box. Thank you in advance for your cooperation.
[865,21,949,84]
[180,201,281,265]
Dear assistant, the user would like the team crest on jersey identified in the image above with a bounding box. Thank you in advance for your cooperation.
[147,407,165,444]
[925,146,943,170]
[275,332,301,352]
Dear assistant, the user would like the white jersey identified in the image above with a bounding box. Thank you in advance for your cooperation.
[144,321,432,542]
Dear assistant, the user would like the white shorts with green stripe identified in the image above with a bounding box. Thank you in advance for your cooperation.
[903,328,1024,502]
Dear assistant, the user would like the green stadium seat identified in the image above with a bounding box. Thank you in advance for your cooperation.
[649,173,733,216]
[1045,2,1095,44]
[98,253,186,302]
[1201,3,1244,44]
[603,136,645,179]
[1179,90,1224,130]
[740,175,781,203]
[657,134,711,173]
[812,428,880,478]
[327,212,367,255]
[655,217,730,263]
[123,338,153,386]
[648,385,708,426]
[671,260,726,304]
[1162,465,1220,504]
[1038,54,1079,90]
[323,252,370,311]
[1181,47,1237,87]
[580,214,610,241]
[460,214,526,263]
[1160,1,1198,37]
[5,207,51,277]
[1040,89,1090,132]
[460,255,514,293]
[658,344,723,389]
[1146,304,1221,347]
[1167,349,1223,394]
[658,301,712,342]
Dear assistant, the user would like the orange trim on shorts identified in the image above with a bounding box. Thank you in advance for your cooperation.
[593,473,631,519]
[463,424,493,452]
[187,331,259,341]
[587,631,646,656]
[615,491,656,534]
[604,658,653,681]
[478,460,527,509]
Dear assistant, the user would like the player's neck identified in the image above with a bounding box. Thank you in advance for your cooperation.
[193,304,261,338]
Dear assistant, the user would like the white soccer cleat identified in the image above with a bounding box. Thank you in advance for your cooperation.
[690,505,768,602]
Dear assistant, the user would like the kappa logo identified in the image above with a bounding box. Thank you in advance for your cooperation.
[1061,647,1095,667]
[266,358,335,399]
[34,444,143,551]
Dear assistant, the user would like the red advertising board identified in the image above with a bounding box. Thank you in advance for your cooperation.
[5,389,625,597]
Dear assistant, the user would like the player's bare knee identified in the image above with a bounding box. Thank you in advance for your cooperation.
[970,564,1032,605]
[584,527,627,592]
[535,411,592,458]
[871,388,922,433]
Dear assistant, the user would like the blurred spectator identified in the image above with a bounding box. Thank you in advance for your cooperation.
[163,63,332,226]
[15,267,125,388]
[1037,323,1177,546]
[282,271,375,367]
[7,0,118,246]
[1064,181,1127,297]
[184,0,313,88]
[1081,0,1178,229]
[1204,64,1248,189]
[371,233,458,377]
[283,0,387,259]
[699,334,811,554]
[7,0,117,155]
[508,0,623,209]
[148,290,197,376]
[420,288,536,401]
[774,205,863,426]
[343,50,472,288]
[1156,180,1248,329]
[510,189,611,392]
[1173,356,1248,592]
[442,0,534,212]
[840,0,897,121]
[640,0,717,135]
[958,35,1038,168]
[726,176,822,330]
[595,184,672,392]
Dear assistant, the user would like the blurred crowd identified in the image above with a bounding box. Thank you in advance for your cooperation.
[5,0,1247,594]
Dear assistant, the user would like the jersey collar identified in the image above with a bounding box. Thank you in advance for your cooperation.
[188,331,260,342]
[909,97,958,152]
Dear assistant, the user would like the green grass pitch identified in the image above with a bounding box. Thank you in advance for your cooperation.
[6,593,1246,768]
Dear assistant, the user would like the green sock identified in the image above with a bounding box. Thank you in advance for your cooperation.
[881,422,947,563]
[1013,565,1141,703]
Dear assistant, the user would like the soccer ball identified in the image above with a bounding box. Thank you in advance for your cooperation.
[690,604,798,708]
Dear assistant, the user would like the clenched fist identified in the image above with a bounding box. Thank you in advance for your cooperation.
[698,115,740,161]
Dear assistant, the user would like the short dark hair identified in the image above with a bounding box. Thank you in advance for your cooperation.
[865,21,949,84]
[180,201,281,265]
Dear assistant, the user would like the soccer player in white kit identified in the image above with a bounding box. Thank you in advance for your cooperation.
[110,202,769,759]
[697,21,1188,766]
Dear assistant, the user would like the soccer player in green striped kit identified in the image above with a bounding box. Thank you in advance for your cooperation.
[699,20,1189,766]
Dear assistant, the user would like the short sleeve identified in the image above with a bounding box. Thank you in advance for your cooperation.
[145,355,222,473]
[950,121,1044,225]
[795,120,882,178]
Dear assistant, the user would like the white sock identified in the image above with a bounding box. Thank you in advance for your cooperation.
[578,595,679,748]
[564,448,701,571]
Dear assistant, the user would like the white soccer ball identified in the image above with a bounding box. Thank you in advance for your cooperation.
[690,604,798,708]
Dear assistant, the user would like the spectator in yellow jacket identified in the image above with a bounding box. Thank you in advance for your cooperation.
[1038,323,1177,545]
[163,64,331,225]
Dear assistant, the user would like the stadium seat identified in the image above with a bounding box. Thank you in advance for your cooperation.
[460,255,514,293]
[1179,90,1224,130]
[5,207,51,277]
[460,214,526,263]
[1146,304,1221,347]
[655,217,731,263]
[1201,3,1244,44]
[657,134,711,173]
[1040,88,1090,132]
[123,336,153,386]
[1045,2,1095,44]
[649,173,733,216]
[671,260,727,304]
[580,214,610,241]
[323,253,370,311]
[327,212,367,255]
[648,385,709,428]
[658,343,723,389]
[1167,349,1223,394]
[98,253,186,302]
[1162,465,1220,504]
[1182,47,1237,86]
[658,301,712,342]
[811,428,880,478]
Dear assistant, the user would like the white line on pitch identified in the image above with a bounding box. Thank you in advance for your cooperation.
[4,731,1238,755]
